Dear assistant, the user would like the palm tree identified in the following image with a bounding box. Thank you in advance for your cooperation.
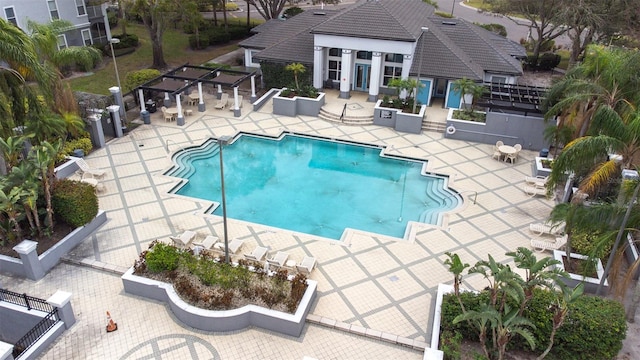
[29,140,61,228]
[0,135,29,173]
[452,77,485,112]
[285,63,306,91]
[0,185,26,242]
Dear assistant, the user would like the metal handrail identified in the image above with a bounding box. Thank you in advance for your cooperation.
[12,308,60,359]
[339,103,347,122]
[0,289,53,312]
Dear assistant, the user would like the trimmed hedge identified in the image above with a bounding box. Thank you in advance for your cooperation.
[124,69,161,93]
[440,289,627,359]
[52,179,99,228]
[260,62,313,90]
[146,242,182,273]
[56,137,93,163]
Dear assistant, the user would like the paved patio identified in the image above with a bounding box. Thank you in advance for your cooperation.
[0,92,558,359]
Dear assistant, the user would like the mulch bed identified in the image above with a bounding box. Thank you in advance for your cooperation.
[0,222,75,258]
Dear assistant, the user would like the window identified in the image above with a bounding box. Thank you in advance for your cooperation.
[48,0,59,20]
[75,0,86,16]
[4,6,17,26]
[328,48,341,57]
[356,51,372,60]
[57,35,67,50]
[81,29,92,46]
[383,66,402,86]
[384,53,403,63]
[328,60,341,81]
[491,76,507,84]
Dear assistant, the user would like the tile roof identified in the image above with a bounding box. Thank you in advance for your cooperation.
[242,0,524,77]
[311,0,435,41]
[240,10,340,64]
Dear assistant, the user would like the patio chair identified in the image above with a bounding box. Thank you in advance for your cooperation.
[214,93,229,109]
[492,141,505,160]
[161,107,173,122]
[76,158,106,178]
[523,184,550,198]
[525,176,548,187]
[529,221,565,236]
[295,256,317,275]
[244,246,269,261]
[213,238,244,254]
[506,144,522,164]
[170,230,196,248]
[266,251,289,270]
[530,234,568,252]
[192,235,219,250]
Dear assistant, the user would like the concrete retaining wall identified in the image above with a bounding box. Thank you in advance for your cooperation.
[444,109,547,150]
[121,267,317,337]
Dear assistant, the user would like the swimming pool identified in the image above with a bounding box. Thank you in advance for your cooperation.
[165,133,462,239]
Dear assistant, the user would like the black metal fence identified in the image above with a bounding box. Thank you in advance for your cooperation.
[12,308,59,359]
[0,289,61,359]
[0,289,54,313]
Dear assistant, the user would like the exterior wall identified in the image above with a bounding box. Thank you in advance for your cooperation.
[444,109,547,151]
[0,0,93,47]
[0,305,47,343]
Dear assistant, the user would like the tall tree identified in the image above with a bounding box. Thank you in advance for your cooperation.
[492,0,570,61]
[126,0,175,69]
[249,0,339,20]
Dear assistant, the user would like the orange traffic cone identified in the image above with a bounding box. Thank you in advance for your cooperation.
[106,311,118,333]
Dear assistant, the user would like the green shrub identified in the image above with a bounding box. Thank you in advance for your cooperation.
[441,330,462,360]
[52,179,99,228]
[225,2,239,11]
[478,23,507,37]
[145,242,182,273]
[57,137,94,163]
[435,11,454,18]
[113,33,139,49]
[283,6,303,18]
[440,289,627,359]
[538,53,561,71]
[202,62,231,70]
[189,34,209,50]
[124,69,161,92]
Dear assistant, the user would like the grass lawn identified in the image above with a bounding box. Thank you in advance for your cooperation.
[68,23,242,95]
[463,0,493,11]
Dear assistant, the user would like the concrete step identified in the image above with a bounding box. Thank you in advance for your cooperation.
[319,108,373,125]
[422,120,446,132]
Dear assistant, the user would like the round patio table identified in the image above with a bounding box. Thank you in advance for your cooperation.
[499,145,516,162]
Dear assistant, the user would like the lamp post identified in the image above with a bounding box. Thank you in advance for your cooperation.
[413,27,429,114]
[218,135,232,264]
[109,38,126,122]
[450,0,456,16]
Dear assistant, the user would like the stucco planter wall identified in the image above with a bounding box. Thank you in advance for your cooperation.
[444,108,547,150]
[272,89,325,117]
[54,157,81,180]
[533,157,553,177]
[0,210,107,280]
[373,101,426,134]
[121,267,318,337]
[553,250,608,294]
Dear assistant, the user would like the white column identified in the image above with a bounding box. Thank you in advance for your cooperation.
[250,75,257,102]
[313,46,324,89]
[138,89,146,112]
[368,51,383,102]
[217,71,223,99]
[400,54,413,98]
[176,93,185,126]
[232,86,241,117]
[197,82,205,112]
[339,49,353,99]
[163,91,171,106]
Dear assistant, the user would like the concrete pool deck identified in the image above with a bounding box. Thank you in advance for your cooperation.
[1,93,559,359]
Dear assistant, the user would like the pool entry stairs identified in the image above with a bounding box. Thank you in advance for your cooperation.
[165,140,220,179]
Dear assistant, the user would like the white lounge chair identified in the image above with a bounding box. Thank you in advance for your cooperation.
[192,235,219,249]
[170,230,196,248]
[530,234,568,252]
[529,222,565,236]
[214,93,229,109]
[76,158,106,178]
[295,256,317,275]
[525,176,548,187]
[79,173,105,192]
[266,251,289,270]
[244,246,269,261]
[229,95,243,110]
[214,238,244,254]
[523,184,550,198]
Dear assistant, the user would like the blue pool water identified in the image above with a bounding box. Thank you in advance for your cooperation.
[166,133,462,239]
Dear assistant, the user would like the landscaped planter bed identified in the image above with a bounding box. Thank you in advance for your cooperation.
[373,100,425,134]
[553,250,608,294]
[272,89,325,117]
[121,267,317,337]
